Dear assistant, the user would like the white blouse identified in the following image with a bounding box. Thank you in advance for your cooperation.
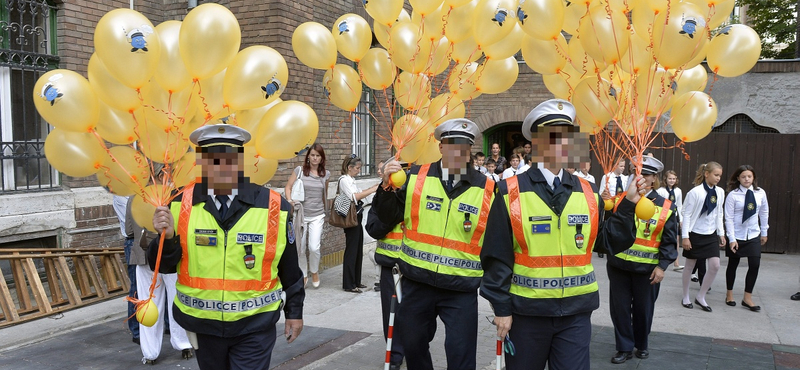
[501,167,518,180]
[599,172,629,196]
[656,186,683,221]
[681,184,725,238]
[724,185,769,241]
[338,175,360,203]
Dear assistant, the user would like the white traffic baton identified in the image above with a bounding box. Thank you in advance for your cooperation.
[384,294,398,370]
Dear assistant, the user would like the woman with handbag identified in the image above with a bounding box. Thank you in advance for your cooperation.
[338,154,379,293]
[285,143,331,288]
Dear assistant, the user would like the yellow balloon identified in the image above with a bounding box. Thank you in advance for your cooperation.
[411,0,445,16]
[483,23,524,60]
[706,24,761,78]
[33,69,99,133]
[140,81,195,131]
[445,0,473,6]
[630,5,657,39]
[255,101,319,160]
[542,63,582,99]
[475,56,519,94]
[323,64,362,112]
[672,64,708,98]
[365,0,404,25]
[619,30,653,75]
[449,62,482,100]
[635,66,673,117]
[562,0,590,35]
[444,0,477,43]
[359,48,397,90]
[687,0,735,29]
[578,6,630,66]
[393,114,431,163]
[244,148,278,186]
[96,103,138,145]
[670,91,717,142]
[180,3,241,80]
[374,10,411,49]
[635,197,656,220]
[518,0,565,40]
[389,169,408,188]
[333,14,372,62]
[234,98,282,135]
[424,93,466,127]
[568,37,607,77]
[292,22,338,70]
[222,46,288,111]
[87,54,141,113]
[413,4,446,43]
[473,0,518,48]
[522,33,568,75]
[137,123,188,164]
[153,21,192,92]
[390,22,432,73]
[651,1,708,70]
[684,40,709,70]
[171,149,198,188]
[94,9,161,89]
[195,69,228,123]
[427,37,452,76]
[135,300,159,327]
[451,36,481,64]
[394,72,432,110]
[44,129,106,178]
[604,198,614,210]
[97,146,150,196]
[415,135,443,164]
[572,77,620,128]
[132,184,170,233]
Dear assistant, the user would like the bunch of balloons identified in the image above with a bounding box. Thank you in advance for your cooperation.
[34,4,320,231]
[292,0,530,164]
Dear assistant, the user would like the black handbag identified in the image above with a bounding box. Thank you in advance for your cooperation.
[327,178,358,228]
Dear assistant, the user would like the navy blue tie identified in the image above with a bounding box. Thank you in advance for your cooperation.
[742,189,756,223]
[216,195,229,218]
[553,176,561,190]
[615,176,623,194]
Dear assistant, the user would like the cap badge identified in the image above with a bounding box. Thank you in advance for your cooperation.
[218,127,226,134]
[461,123,468,129]
[557,102,563,110]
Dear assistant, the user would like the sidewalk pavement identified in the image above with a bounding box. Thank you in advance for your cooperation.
[1,244,800,369]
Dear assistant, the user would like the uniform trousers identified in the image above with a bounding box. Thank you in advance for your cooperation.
[395,277,477,370]
[607,264,660,352]
[342,213,364,289]
[195,326,276,370]
[135,265,191,360]
[506,311,592,370]
[380,265,404,365]
[124,237,139,338]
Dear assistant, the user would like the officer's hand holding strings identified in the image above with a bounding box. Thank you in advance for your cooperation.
[624,175,646,204]
[381,159,402,185]
[153,206,175,238]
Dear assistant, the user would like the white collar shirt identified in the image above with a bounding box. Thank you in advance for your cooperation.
[681,184,725,238]
[724,185,769,241]
[541,168,564,190]
[209,189,237,211]
[599,172,628,196]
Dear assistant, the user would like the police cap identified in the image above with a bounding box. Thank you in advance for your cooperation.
[434,118,480,145]
[189,124,251,148]
[522,99,577,141]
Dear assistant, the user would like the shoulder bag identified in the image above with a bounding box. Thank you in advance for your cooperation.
[327,177,358,228]
[291,167,305,202]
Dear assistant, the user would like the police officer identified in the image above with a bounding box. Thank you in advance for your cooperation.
[149,124,305,370]
[480,99,645,370]
[607,156,677,364]
[377,118,496,370]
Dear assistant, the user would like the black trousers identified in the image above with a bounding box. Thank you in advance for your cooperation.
[342,213,364,290]
[506,312,592,370]
[195,326,277,370]
[726,255,761,293]
[395,278,477,370]
[607,264,660,352]
[380,265,404,365]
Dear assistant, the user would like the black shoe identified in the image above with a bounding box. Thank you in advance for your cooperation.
[741,301,761,312]
[682,301,694,309]
[726,300,736,306]
[635,349,649,359]
[389,364,402,370]
[695,299,712,312]
[691,274,699,282]
[611,351,633,364]
[792,292,800,301]
[132,337,140,345]
[357,284,367,289]
[143,359,157,365]
[374,285,381,292]
[182,349,193,359]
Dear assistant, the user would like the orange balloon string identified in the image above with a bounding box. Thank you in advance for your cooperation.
[125,231,167,322]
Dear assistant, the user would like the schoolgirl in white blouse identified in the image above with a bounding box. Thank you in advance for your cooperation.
[680,162,726,312]
[656,170,684,270]
[724,165,769,311]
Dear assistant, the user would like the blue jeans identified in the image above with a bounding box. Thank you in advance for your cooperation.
[124,238,139,338]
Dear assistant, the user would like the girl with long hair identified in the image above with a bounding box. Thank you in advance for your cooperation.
[656,170,684,271]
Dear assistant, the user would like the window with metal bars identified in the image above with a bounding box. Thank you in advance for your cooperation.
[712,113,780,134]
[351,85,376,178]
[0,0,59,193]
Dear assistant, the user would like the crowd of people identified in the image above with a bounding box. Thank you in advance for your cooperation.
[111,98,776,369]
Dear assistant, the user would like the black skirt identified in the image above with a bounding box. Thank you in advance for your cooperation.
[683,232,721,259]
[726,237,761,258]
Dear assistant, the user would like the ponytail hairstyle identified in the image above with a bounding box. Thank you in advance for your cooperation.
[341,154,361,175]
[663,170,679,189]
[692,161,722,186]
[726,165,759,192]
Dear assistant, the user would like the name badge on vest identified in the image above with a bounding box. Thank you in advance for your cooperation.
[243,245,256,269]
[237,233,264,244]
[195,229,218,246]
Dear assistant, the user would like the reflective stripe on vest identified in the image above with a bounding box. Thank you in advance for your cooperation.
[176,185,281,292]
[376,229,403,258]
[403,164,494,277]
[512,271,596,289]
[615,199,672,264]
[176,289,282,313]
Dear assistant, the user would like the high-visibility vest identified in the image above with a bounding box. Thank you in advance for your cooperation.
[613,199,672,266]
[171,185,286,323]
[376,223,403,262]
[505,176,599,300]
[400,164,495,290]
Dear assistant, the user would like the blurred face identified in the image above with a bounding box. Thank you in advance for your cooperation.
[523,143,532,154]
[566,168,576,174]
[199,151,244,193]
[440,142,472,174]
[509,157,520,168]
[705,167,723,186]
[491,143,500,156]
[475,155,485,166]
[614,159,626,175]
[581,162,591,172]
[348,162,362,177]
[531,126,589,170]
[308,149,322,167]
[486,163,496,173]
[666,174,677,187]
[738,170,754,188]
[643,174,656,189]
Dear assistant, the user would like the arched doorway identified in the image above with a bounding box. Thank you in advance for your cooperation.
[482,121,526,159]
